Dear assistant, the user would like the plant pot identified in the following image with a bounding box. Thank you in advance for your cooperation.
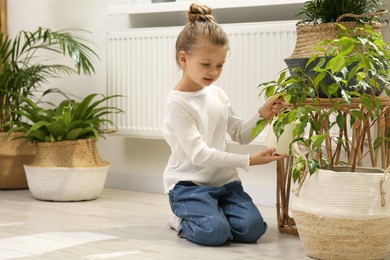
[0,132,36,189]
[24,163,110,201]
[29,138,106,167]
[286,21,385,98]
[289,21,381,60]
[24,138,110,201]
[292,166,390,260]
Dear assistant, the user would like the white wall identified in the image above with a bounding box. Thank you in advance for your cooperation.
[7,0,390,206]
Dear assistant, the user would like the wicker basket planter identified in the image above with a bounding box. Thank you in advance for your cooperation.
[285,19,383,98]
[0,132,36,189]
[292,166,390,260]
[24,138,110,201]
[24,163,110,201]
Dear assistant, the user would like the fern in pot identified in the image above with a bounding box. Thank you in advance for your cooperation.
[254,23,390,259]
[7,92,123,202]
[0,27,98,189]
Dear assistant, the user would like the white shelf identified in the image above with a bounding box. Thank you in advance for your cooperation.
[109,0,306,15]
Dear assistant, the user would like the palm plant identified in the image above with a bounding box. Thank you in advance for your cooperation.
[0,27,98,131]
[297,0,384,24]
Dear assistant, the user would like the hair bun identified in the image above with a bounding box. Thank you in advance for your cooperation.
[188,3,214,23]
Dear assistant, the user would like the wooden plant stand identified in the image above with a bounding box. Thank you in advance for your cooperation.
[276,97,390,235]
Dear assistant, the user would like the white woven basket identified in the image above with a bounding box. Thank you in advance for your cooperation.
[24,162,110,202]
[292,166,390,260]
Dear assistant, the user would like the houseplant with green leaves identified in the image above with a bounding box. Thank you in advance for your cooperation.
[5,92,123,201]
[0,27,98,189]
[0,27,98,131]
[254,23,390,259]
[296,0,384,24]
[8,92,122,143]
[286,0,386,96]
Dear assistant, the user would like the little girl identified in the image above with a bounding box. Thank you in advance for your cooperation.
[163,3,287,246]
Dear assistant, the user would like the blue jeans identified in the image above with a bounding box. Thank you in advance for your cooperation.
[168,180,267,246]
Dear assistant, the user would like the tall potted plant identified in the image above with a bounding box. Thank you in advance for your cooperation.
[286,0,386,97]
[253,23,390,259]
[0,27,98,189]
[6,92,123,201]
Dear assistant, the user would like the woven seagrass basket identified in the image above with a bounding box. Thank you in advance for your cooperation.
[29,138,107,167]
[285,13,384,98]
[292,166,390,260]
[288,10,384,60]
[24,138,110,201]
[0,132,36,189]
[288,21,382,59]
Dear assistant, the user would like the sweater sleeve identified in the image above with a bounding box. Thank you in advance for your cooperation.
[226,97,262,145]
[165,100,250,171]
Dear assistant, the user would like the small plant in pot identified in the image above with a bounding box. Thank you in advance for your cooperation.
[6,92,123,202]
[0,27,98,189]
[254,23,390,259]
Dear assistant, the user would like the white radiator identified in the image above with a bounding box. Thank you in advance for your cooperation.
[107,21,297,143]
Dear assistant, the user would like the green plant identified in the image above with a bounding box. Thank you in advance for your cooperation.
[297,0,384,24]
[252,23,390,181]
[6,92,123,142]
[0,27,99,131]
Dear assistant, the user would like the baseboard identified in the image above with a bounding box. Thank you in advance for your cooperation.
[105,170,165,194]
[105,170,280,207]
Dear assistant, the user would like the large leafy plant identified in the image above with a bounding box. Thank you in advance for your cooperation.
[252,24,390,181]
[7,93,123,142]
[297,0,384,24]
[0,27,98,131]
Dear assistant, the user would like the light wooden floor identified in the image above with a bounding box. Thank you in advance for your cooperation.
[0,188,386,260]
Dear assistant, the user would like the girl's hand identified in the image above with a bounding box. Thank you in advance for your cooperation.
[249,148,288,165]
[258,97,286,121]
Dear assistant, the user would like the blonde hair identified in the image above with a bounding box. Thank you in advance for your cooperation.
[175,3,229,66]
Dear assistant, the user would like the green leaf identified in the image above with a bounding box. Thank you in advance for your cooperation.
[305,54,319,69]
[339,41,355,56]
[326,55,346,75]
[314,71,326,87]
[251,119,268,139]
[336,113,345,130]
[277,70,286,85]
[360,95,372,110]
[308,159,319,175]
[310,134,327,151]
[66,128,86,140]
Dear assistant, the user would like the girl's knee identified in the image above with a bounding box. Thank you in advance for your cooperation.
[184,216,232,246]
[232,215,268,243]
[244,219,268,243]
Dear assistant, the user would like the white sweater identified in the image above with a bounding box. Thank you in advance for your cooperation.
[162,85,261,192]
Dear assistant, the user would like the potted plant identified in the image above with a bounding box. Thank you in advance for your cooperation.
[6,92,123,201]
[0,27,98,189]
[286,0,386,97]
[296,0,384,24]
[253,23,390,259]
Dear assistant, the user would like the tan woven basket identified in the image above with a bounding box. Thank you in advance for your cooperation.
[293,210,390,260]
[289,21,382,59]
[289,9,386,59]
[29,138,107,167]
[292,166,390,259]
[0,132,36,189]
